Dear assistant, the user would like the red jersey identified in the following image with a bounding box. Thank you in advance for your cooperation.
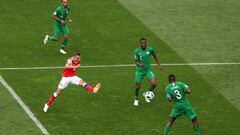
[61,57,80,77]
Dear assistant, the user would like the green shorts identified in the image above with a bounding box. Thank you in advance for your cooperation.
[135,70,155,83]
[170,106,197,120]
[54,23,69,37]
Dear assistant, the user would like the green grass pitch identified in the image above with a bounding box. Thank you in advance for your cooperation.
[0,0,239,135]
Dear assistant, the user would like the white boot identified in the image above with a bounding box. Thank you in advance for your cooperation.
[60,49,67,54]
[133,99,139,106]
[43,35,49,45]
[43,103,49,112]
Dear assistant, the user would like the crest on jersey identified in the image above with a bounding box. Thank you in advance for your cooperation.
[146,51,150,55]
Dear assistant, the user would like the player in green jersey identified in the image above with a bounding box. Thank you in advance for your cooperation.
[163,74,200,135]
[133,37,162,106]
[44,0,72,54]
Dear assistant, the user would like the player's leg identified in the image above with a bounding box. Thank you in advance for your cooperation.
[43,77,69,112]
[147,71,157,92]
[134,83,141,106]
[46,88,63,106]
[60,25,69,54]
[143,71,156,102]
[163,108,183,135]
[163,117,176,135]
[135,71,144,100]
[135,83,141,100]
[49,36,59,41]
[186,107,201,135]
[192,117,201,135]
[43,88,63,112]
[44,24,60,44]
[134,71,144,106]
[60,35,68,54]
[71,76,101,93]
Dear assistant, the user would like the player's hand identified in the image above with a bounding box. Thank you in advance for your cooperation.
[68,19,72,23]
[138,63,144,68]
[60,20,65,24]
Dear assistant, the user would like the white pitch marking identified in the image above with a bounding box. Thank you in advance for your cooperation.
[0,62,239,70]
[0,75,50,135]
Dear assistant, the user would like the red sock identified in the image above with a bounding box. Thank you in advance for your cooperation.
[47,95,55,106]
[85,85,93,91]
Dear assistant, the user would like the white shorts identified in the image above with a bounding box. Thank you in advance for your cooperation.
[58,76,82,90]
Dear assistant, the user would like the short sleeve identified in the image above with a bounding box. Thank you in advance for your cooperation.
[134,50,139,61]
[165,86,172,99]
[53,8,59,16]
[151,47,156,56]
[182,82,189,91]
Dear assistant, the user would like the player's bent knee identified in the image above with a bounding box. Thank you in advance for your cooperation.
[64,36,68,40]
[135,83,141,89]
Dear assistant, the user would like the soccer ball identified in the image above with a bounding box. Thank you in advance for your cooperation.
[144,91,154,100]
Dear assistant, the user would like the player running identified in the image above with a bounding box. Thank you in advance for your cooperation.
[43,52,101,112]
[134,37,162,106]
[43,0,72,54]
[163,74,201,135]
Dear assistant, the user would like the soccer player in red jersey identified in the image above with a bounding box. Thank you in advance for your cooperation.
[43,52,101,112]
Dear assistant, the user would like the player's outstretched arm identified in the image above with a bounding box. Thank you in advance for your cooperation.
[153,55,162,69]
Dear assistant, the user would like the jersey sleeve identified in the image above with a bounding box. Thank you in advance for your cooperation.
[53,8,60,16]
[165,86,172,99]
[134,50,139,61]
[181,82,189,91]
[151,47,156,56]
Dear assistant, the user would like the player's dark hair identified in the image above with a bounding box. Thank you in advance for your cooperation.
[74,51,80,56]
[168,74,176,83]
[140,37,147,43]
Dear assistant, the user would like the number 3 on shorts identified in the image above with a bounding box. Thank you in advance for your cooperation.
[174,90,182,99]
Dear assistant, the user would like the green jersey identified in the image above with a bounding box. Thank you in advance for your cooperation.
[165,82,192,108]
[53,6,70,25]
[134,46,156,72]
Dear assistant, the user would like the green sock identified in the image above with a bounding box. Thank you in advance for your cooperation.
[193,127,200,135]
[148,85,156,91]
[135,88,139,100]
[49,36,56,41]
[61,39,68,47]
[163,125,171,135]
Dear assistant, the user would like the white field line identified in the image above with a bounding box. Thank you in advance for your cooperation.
[0,62,239,70]
[0,75,50,135]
